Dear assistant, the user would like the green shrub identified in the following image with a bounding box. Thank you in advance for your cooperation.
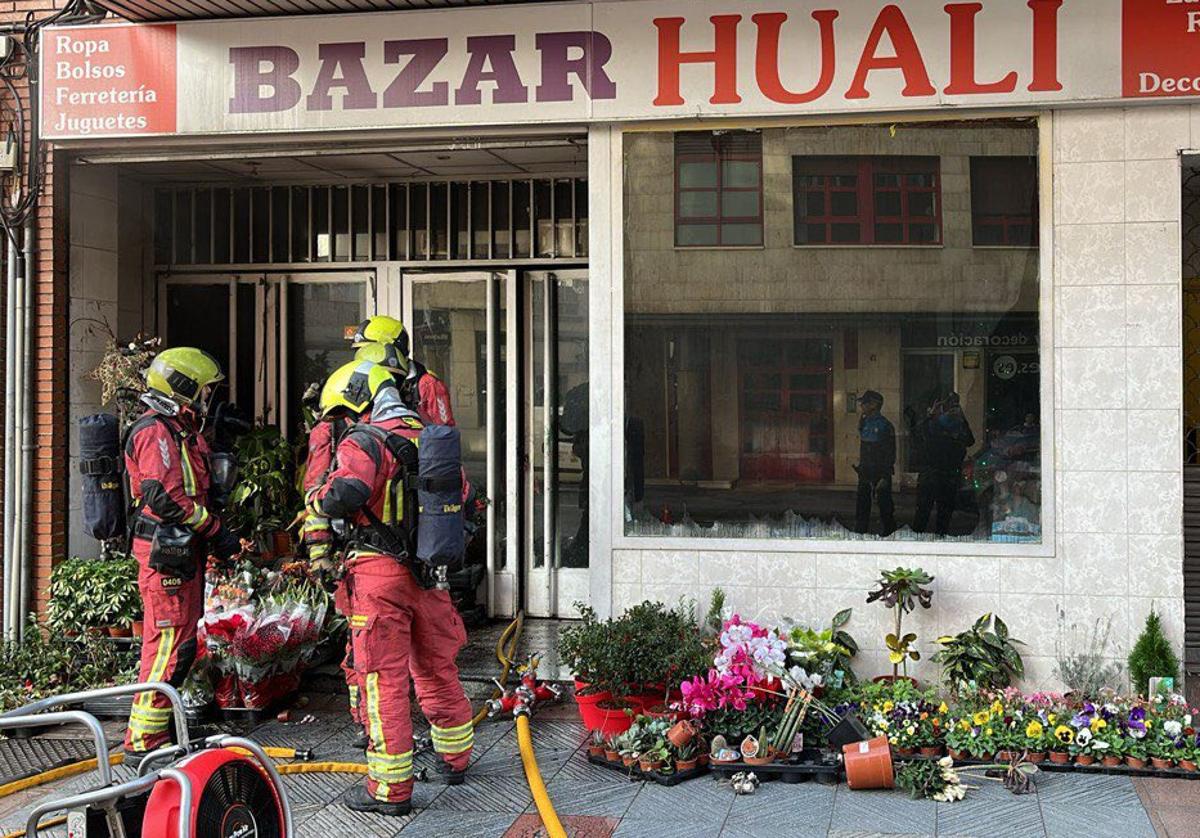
[1128,609,1179,696]
[0,618,138,711]
[46,555,140,629]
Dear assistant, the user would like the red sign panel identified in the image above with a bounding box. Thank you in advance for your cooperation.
[1123,0,1200,97]
[41,24,176,138]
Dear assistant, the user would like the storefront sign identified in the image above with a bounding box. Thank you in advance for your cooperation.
[38,0,1200,140]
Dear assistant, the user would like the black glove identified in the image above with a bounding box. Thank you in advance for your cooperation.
[210,524,242,563]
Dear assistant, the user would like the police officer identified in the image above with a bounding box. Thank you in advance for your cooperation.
[854,390,896,537]
[352,315,455,426]
[305,361,474,816]
[912,393,975,536]
[124,348,242,759]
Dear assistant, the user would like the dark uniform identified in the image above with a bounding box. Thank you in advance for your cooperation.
[854,391,896,536]
[913,396,975,536]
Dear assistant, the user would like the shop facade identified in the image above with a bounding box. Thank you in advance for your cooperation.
[8,0,1200,688]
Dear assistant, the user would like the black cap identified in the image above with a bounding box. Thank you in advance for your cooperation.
[858,390,884,405]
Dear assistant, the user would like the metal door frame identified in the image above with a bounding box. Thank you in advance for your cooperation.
[523,269,589,619]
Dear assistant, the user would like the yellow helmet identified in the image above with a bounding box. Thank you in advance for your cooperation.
[352,315,409,355]
[145,347,224,406]
[354,341,409,376]
[319,360,394,418]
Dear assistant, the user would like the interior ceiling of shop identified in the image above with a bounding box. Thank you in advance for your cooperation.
[96,137,587,184]
[95,0,564,23]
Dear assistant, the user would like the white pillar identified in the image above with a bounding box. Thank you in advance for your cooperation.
[588,123,622,618]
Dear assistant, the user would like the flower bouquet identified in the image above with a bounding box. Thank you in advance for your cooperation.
[202,561,332,710]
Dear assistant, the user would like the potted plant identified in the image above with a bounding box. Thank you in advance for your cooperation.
[944,716,973,762]
[1070,727,1100,766]
[1128,609,1180,698]
[916,704,947,757]
[587,730,605,759]
[47,555,139,635]
[638,741,669,773]
[1049,724,1074,764]
[932,614,1025,695]
[1180,734,1199,772]
[867,566,934,684]
[226,427,299,556]
[615,729,639,767]
[1125,735,1149,769]
[603,733,621,763]
[673,740,699,772]
[1021,718,1047,763]
[785,608,860,688]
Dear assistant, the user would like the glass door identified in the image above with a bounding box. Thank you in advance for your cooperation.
[406,271,510,617]
[523,270,589,618]
[161,272,374,434]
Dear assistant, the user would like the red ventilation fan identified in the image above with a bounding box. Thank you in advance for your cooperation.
[142,749,286,838]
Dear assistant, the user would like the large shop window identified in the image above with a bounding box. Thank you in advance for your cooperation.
[674,131,764,247]
[624,121,1043,544]
[794,156,942,246]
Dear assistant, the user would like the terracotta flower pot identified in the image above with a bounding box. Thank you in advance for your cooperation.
[643,703,681,722]
[948,748,968,761]
[108,625,132,638]
[1075,754,1095,766]
[744,750,775,766]
[1126,756,1147,769]
[919,746,944,758]
[604,749,620,763]
[1026,752,1046,764]
[895,747,916,757]
[698,753,710,767]
[844,737,895,790]
[1179,759,1198,772]
[638,758,662,772]
[676,758,698,772]
[621,755,635,767]
[131,620,144,638]
[667,720,697,749]
[1151,757,1175,770]
[272,530,292,558]
[872,675,920,689]
[995,750,1014,763]
[587,745,604,758]
[1102,755,1122,767]
[1049,751,1071,764]
[972,752,995,762]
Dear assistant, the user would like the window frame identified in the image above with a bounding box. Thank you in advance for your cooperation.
[970,156,1040,248]
[792,155,944,247]
[674,133,764,248]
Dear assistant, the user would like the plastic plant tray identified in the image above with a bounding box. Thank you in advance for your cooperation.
[896,752,1200,781]
[708,748,843,785]
[586,753,709,786]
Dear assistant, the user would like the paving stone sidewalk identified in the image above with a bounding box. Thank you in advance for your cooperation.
[0,693,1177,838]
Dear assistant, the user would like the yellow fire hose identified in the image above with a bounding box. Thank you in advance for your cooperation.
[0,614,569,836]
[516,714,567,838]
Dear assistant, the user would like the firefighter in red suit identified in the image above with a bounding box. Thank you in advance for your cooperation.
[306,360,473,816]
[352,315,455,426]
[123,348,242,758]
[299,408,367,742]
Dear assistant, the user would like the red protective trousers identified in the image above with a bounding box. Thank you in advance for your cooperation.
[124,535,203,753]
[347,552,472,803]
[333,579,363,727]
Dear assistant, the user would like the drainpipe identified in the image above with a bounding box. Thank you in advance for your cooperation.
[3,232,17,639]
[18,207,34,638]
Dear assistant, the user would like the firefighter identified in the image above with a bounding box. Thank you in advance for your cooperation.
[123,348,242,759]
[306,360,473,816]
[299,387,365,743]
[351,315,455,426]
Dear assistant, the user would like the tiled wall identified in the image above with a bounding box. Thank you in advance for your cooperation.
[609,107,1190,690]
[67,165,149,561]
